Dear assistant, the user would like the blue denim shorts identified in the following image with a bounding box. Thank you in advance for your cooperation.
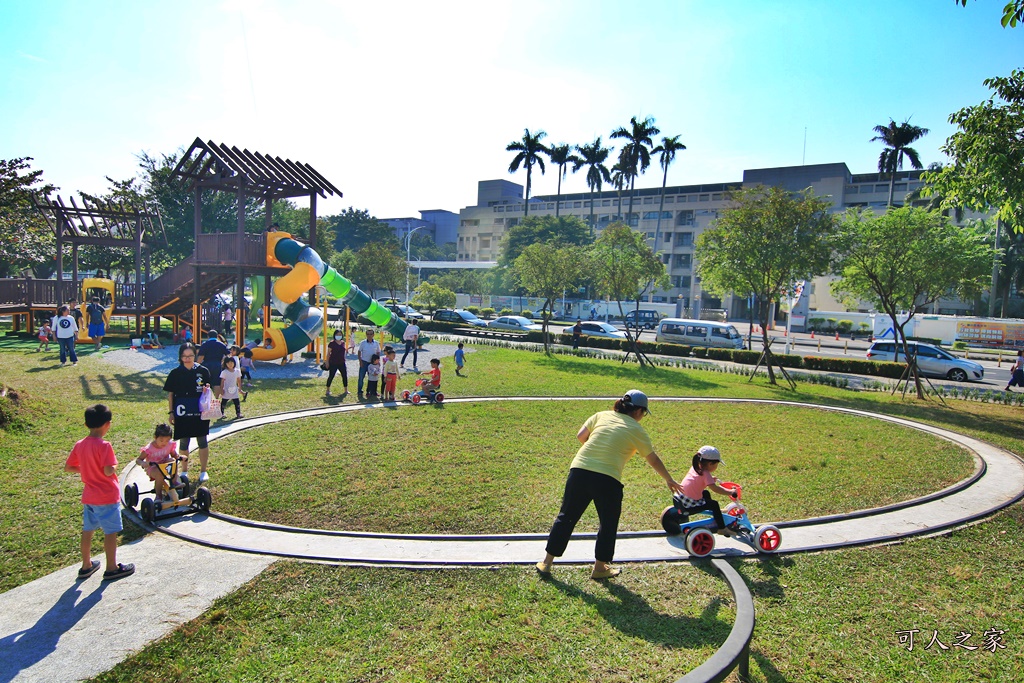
[83,503,123,534]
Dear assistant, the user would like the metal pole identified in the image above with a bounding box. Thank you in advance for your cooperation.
[989,218,1001,318]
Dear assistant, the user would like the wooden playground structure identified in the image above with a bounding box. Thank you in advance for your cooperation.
[0,138,341,349]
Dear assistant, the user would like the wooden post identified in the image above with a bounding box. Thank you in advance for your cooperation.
[236,177,246,347]
[307,192,317,352]
[135,208,143,335]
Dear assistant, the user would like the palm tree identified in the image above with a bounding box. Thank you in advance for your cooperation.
[546,143,581,218]
[651,135,687,248]
[573,137,612,232]
[871,118,929,207]
[610,160,629,224]
[506,129,548,217]
[610,115,660,220]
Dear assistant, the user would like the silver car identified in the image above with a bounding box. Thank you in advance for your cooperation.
[487,316,542,332]
[562,321,627,340]
[866,341,984,382]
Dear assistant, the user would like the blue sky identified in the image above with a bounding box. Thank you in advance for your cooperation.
[1,0,1020,219]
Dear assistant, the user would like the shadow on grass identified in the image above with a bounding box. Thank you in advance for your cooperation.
[751,650,792,683]
[533,354,723,393]
[77,373,166,399]
[541,574,731,649]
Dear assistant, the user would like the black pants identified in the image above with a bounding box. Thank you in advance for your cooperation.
[326,364,348,389]
[544,468,623,563]
[676,491,726,529]
[220,398,240,416]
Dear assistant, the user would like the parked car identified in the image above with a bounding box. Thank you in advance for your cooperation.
[561,321,627,340]
[487,316,543,332]
[384,303,424,320]
[865,340,984,382]
[624,309,661,330]
[432,309,487,327]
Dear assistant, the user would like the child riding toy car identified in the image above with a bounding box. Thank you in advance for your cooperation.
[401,378,445,404]
[123,458,211,524]
[660,481,782,557]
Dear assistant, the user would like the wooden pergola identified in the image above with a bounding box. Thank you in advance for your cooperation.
[30,193,165,326]
[169,138,342,344]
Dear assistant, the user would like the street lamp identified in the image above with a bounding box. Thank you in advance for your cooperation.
[405,225,428,303]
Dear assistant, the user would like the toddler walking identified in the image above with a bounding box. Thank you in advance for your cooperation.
[383,346,399,401]
[220,356,243,418]
[366,353,382,400]
[37,321,52,352]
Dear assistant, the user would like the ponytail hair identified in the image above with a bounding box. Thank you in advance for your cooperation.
[692,453,704,474]
[613,398,631,414]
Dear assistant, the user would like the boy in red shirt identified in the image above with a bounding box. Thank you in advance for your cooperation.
[419,358,442,394]
[64,404,135,581]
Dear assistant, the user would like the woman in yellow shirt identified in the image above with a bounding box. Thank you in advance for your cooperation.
[536,390,685,580]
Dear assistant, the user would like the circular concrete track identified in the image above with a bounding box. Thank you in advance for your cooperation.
[121,397,1024,567]
[119,397,1024,683]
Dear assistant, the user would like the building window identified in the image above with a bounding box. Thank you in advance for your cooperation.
[712,193,723,201]
[496,206,504,212]
[699,194,710,202]
[573,201,582,208]
[602,199,611,206]
[676,210,694,226]
[845,186,859,194]
[663,232,672,244]
[874,184,888,193]
[480,238,490,249]
[679,231,693,247]
[678,195,688,202]
[665,196,674,204]
[460,219,479,227]
[672,275,691,289]
[673,253,691,269]
[644,197,656,204]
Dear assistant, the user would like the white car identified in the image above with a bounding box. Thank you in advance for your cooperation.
[487,316,542,332]
[562,321,627,340]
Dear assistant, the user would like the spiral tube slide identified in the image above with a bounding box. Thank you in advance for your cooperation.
[249,234,424,361]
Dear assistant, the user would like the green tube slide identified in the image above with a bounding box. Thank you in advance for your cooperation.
[271,238,428,351]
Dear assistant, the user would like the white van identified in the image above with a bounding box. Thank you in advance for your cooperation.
[655,318,744,349]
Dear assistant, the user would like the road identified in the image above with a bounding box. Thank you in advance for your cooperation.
[617,322,1014,391]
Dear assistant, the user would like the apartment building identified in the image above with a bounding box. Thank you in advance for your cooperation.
[457,163,975,320]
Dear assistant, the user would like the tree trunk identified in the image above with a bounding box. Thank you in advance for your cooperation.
[886,158,897,208]
[524,164,531,217]
[555,170,562,218]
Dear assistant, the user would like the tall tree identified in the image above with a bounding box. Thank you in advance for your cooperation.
[590,222,668,367]
[870,118,930,207]
[610,115,660,219]
[610,160,629,223]
[925,70,1024,233]
[831,207,994,398]
[652,135,687,248]
[352,242,407,301]
[506,129,548,217]
[410,281,456,313]
[0,157,56,278]
[497,214,593,268]
[327,207,398,253]
[695,185,837,385]
[573,137,613,232]
[545,143,581,217]
[514,243,587,353]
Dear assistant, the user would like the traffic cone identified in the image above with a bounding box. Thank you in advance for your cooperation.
[810,330,814,339]
[835,331,840,340]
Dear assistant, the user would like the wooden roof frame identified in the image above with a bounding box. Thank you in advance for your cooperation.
[169,138,342,201]
[31,193,167,248]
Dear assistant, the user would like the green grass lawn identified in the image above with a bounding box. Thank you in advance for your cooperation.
[1,335,1022,681]
[211,401,971,533]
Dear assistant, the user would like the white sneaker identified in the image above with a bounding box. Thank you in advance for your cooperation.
[198,471,209,483]
[326,390,332,397]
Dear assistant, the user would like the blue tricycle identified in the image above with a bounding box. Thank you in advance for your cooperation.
[660,482,782,557]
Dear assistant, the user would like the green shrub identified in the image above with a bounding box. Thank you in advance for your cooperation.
[952,341,968,350]
[838,320,853,333]
[480,308,496,319]
[802,356,907,379]
[499,308,513,316]
[807,317,825,332]
[521,310,534,319]
[465,306,480,316]
[825,318,838,332]
[908,336,942,346]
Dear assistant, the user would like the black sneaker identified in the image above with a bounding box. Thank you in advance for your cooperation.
[102,563,135,581]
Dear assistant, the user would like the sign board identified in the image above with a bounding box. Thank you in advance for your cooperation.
[956,320,1024,348]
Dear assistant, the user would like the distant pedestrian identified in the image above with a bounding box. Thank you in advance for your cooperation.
[64,403,134,581]
[196,330,229,397]
[220,356,243,419]
[572,319,583,350]
[37,321,52,352]
[325,329,349,397]
[1006,349,1024,392]
[454,342,466,376]
[86,296,106,350]
[54,304,79,366]
[356,329,381,401]
[401,320,421,369]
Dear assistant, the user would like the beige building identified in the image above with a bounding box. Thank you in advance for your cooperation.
[457,163,979,321]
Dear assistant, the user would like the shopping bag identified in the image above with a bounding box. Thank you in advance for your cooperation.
[199,386,221,420]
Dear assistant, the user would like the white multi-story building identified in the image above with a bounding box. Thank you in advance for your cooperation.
[457,162,980,321]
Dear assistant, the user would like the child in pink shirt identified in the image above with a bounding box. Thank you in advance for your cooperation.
[64,404,135,581]
[135,422,184,504]
[676,445,738,532]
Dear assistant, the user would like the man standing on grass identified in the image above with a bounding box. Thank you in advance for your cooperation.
[356,329,381,401]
